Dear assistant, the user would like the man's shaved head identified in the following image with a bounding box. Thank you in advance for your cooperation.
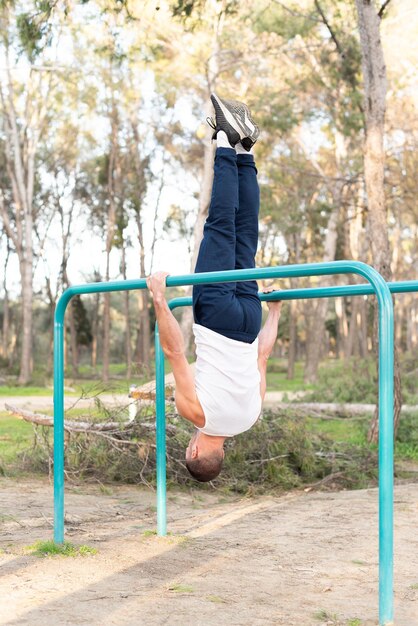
[185,450,224,482]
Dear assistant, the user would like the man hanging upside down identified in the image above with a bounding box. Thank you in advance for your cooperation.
[147,94,282,482]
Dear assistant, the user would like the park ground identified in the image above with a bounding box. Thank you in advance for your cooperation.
[1,359,418,625]
[1,477,418,626]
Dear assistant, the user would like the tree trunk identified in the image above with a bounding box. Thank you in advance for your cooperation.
[180,4,223,353]
[355,0,402,442]
[1,243,10,360]
[129,121,150,372]
[91,289,101,370]
[121,244,132,379]
[136,215,151,371]
[180,105,216,354]
[102,282,111,383]
[406,300,417,352]
[304,128,347,383]
[102,105,119,383]
[304,206,340,382]
[0,55,49,383]
[68,302,79,377]
[334,297,348,359]
[287,298,297,379]
[346,297,361,359]
[359,296,369,358]
[18,252,33,384]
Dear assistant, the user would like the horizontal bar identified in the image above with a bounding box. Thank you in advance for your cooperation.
[168,280,418,310]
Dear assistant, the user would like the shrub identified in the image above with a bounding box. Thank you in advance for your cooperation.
[17,406,378,493]
[304,358,377,404]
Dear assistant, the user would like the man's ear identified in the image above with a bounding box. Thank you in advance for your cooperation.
[191,444,199,460]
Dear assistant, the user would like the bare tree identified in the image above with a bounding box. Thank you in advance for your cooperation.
[0,53,50,383]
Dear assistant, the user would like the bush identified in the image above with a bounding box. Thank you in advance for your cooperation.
[400,353,418,404]
[17,406,378,493]
[304,358,377,404]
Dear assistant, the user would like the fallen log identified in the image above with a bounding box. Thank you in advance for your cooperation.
[4,403,177,433]
[5,403,129,431]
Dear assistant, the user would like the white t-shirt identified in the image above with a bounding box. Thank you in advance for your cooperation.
[192,324,262,437]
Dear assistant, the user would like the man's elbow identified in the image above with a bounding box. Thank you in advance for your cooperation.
[164,347,186,363]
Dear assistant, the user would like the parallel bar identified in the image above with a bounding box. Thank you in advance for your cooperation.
[168,279,418,310]
[53,319,65,544]
[155,323,167,536]
[53,260,397,625]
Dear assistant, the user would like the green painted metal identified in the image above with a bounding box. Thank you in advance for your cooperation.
[155,323,167,536]
[167,279,418,310]
[51,260,414,625]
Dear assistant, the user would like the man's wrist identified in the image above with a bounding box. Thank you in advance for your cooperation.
[153,294,167,307]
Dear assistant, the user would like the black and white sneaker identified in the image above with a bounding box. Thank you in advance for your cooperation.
[206,93,260,151]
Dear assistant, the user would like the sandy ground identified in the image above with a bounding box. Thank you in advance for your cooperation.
[0,478,417,626]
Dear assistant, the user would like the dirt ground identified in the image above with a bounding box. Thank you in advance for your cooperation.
[0,478,417,626]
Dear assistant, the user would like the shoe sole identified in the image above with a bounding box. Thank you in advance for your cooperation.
[211,93,259,143]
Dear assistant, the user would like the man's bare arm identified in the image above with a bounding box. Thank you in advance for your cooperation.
[147,272,205,427]
[257,289,282,400]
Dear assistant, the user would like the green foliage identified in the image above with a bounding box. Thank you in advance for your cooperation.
[401,353,418,404]
[70,296,93,347]
[172,0,238,20]
[305,353,418,405]
[254,2,314,40]
[7,406,378,493]
[15,1,55,61]
[27,540,97,557]
[305,358,378,404]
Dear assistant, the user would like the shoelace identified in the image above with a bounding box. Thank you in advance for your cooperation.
[206,116,216,130]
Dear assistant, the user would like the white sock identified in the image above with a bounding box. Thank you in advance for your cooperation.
[216,130,234,149]
[235,142,253,155]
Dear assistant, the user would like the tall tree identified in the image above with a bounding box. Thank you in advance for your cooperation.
[355,0,402,441]
[0,5,52,383]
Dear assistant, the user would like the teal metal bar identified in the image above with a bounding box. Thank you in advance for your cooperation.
[52,260,404,625]
[155,323,167,536]
[168,279,418,309]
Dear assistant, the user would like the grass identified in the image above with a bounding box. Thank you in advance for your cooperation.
[206,595,227,603]
[306,416,368,446]
[1,358,418,484]
[0,414,35,465]
[0,359,305,396]
[266,360,315,393]
[0,386,56,397]
[167,583,194,593]
[26,540,97,557]
[313,609,339,623]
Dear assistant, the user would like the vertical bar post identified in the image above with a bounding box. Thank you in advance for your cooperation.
[53,315,65,543]
[377,292,394,625]
[155,323,167,536]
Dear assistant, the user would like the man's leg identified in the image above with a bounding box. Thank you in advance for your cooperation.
[234,151,262,340]
[193,145,247,337]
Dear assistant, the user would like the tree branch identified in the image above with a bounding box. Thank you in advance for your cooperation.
[314,0,345,59]
[378,0,392,19]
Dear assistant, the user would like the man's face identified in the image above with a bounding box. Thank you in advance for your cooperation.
[185,431,226,463]
[186,430,199,462]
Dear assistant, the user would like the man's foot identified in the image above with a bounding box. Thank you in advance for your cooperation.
[207,93,260,151]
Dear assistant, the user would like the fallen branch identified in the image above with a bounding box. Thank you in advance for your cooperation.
[5,403,176,434]
[5,403,131,431]
[263,402,418,416]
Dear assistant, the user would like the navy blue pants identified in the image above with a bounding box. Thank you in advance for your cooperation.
[193,147,262,343]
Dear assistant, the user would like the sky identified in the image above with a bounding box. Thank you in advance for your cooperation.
[1,0,417,300]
